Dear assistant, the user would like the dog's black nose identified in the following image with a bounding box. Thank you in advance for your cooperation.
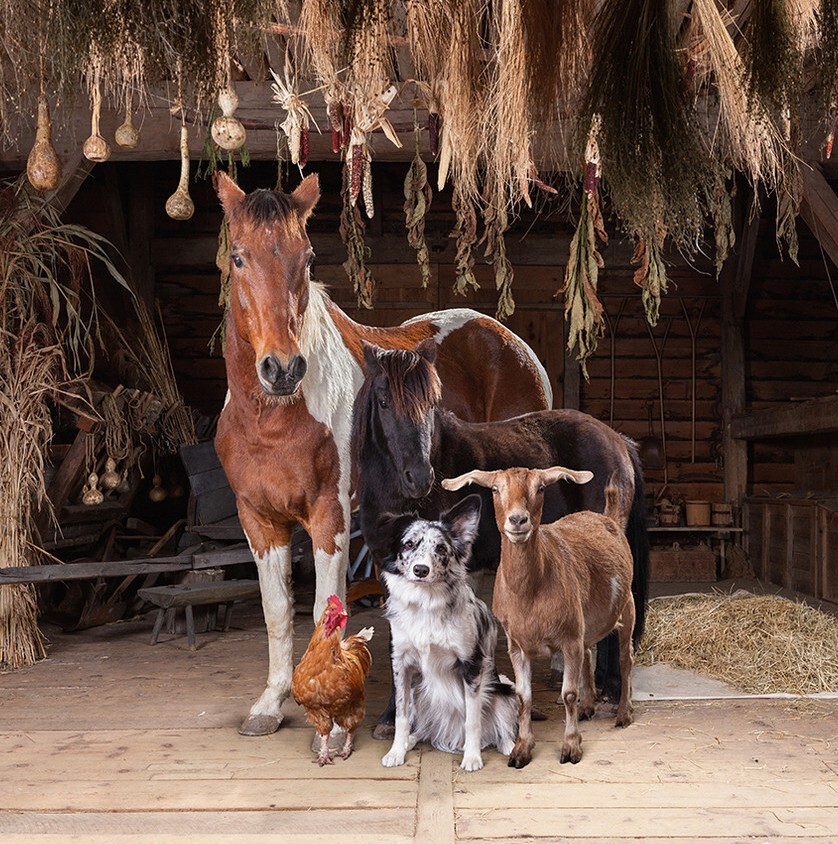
[413,564,430,579]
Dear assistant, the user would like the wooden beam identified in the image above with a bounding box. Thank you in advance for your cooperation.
[561,320,580,411]
[0,556,194,585]
[719,190,761,504]
[731,394,838,440]
[800,162,838,269]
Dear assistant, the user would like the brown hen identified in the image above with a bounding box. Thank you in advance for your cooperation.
[292,594,373,765]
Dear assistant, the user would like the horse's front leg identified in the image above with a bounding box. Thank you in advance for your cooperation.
[309,494,350,621]
[239,510,295,737]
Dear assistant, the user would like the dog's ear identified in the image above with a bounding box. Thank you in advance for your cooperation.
[441,494,482,555]
[373,512,416,553]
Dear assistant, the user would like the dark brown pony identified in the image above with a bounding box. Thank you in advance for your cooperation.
[213,173,552,736]
[354,341,649,700]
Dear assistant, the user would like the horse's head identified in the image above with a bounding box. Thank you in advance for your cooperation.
[357,339,441,499]
[217,171,320,399]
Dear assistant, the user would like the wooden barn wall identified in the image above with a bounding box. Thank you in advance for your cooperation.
[54,160,836,509]
[745,218,838,496]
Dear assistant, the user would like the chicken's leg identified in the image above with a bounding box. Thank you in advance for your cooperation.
[316,732,334,766]
[339,729,355,760]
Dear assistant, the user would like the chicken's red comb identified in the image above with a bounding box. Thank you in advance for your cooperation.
[326,594,344,612]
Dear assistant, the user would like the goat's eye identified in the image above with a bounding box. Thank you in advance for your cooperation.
[232,254,243,269]
[491,486,498,494]
[538,485,545,494]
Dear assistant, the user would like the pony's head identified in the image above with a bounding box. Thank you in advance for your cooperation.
[217,171,320,399]
[355,339,441,499]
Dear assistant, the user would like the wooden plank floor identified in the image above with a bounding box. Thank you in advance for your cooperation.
[1,589,836,842]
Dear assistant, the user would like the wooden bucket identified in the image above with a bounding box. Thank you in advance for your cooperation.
[685,500,711,526]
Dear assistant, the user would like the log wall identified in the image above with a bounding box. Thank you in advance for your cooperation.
[58,160,837,510]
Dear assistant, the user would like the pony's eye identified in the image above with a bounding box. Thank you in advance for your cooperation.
[232,255,243,269]
[378,397,388,409]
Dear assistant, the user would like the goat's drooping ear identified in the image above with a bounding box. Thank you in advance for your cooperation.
[415,337,438,365]
[442,469,497,491]
[441,494,482,553]
[539,466,594,488]
[216,171,245,218]
[361,340,384,373]
[291,173,320,223]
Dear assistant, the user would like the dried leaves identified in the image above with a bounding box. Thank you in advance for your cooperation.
[404,133,432,288]
[340,162,374,308]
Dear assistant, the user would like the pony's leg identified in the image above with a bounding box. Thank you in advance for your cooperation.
[238,512,295,737]
[615,599,636,728]
[560,639,584,764]
[507,641,535,769]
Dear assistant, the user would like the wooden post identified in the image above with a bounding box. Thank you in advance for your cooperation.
[719,190,761,505]
[562,316,581,411]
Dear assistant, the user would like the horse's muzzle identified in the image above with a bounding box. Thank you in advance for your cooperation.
[402,465,434,500]
[258,353,307,395]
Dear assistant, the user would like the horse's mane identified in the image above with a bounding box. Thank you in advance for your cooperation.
[353,347,442,463]
[237,188,295,225]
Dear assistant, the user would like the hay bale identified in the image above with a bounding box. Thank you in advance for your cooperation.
[636,592,838,695]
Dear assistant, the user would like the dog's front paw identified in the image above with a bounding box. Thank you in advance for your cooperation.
[381,748,406,768]
[460,753,484,772]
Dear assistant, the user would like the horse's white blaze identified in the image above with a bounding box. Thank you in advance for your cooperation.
[248,544,294,720]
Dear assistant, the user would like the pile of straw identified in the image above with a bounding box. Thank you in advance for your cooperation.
[637,592,838,696]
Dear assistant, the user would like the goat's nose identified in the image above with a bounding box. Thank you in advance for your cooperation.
[412,564,430,579]
[508,512,530,528]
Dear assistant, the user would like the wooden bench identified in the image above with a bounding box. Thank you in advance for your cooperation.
[138,580,261,650]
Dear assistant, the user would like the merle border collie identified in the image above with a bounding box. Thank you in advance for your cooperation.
[376,495,517,772]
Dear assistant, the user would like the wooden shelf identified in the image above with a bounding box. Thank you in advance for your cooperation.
[730,394,838,440]
[649,526,743,533]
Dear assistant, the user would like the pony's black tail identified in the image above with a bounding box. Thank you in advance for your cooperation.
[625,439,650,645]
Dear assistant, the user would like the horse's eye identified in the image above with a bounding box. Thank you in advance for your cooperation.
[232,255,243,269]
[378,397,388,409]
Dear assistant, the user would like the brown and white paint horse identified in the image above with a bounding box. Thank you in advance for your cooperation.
[214,172,552,736]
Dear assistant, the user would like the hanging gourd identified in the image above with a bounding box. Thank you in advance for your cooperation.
[81,472,104,506]
[165,124,195,221]
[115,91,139,149]
[211,87,247,151]
[26,95,61,191]
[83,81,111,163]
[100,457,120,491]
[148,474,167,503]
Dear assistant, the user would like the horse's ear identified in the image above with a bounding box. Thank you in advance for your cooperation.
[216,171,245,217]
[415,337,438,364]
[539,466,594,488]
[361,340,382,372]
[442,470,496,491]
[441,494,482,553]
[292,173,320,223]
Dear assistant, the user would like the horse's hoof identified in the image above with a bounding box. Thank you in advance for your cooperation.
[372,722,396,741]
[239,714,281,736]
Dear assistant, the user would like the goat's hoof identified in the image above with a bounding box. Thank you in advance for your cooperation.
[560,745,582,764]
[615,710,633,728]
[238,713,281,736]
[579,705,596,721]
[372,722,395,741]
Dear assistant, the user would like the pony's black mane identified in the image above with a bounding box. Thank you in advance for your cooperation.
[353,347,441,465]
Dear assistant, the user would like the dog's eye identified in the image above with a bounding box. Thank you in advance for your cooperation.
[434,543,447,557]
[402,538,414,550]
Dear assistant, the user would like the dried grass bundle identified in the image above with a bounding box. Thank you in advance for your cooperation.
[296,0,350,108]
[451,184,479,296]
[637,592,838,696]
[585,0,709,249]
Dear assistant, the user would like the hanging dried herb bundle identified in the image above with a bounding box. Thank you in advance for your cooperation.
[404,127,432,288]
[632,232,668,326]
[340,161,374,308]
[584,0,709,250]
[451,184,479,296]
[481,200,515,321]
[705,166,735,279]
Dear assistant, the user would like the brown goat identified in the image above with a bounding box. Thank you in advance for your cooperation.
[442,466,635,768]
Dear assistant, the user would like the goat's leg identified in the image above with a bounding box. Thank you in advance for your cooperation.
[579,647,597,721]
[560,639,584,764]
[615,599,636,728]
[507,642,535,769]
[382,663,414,767]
